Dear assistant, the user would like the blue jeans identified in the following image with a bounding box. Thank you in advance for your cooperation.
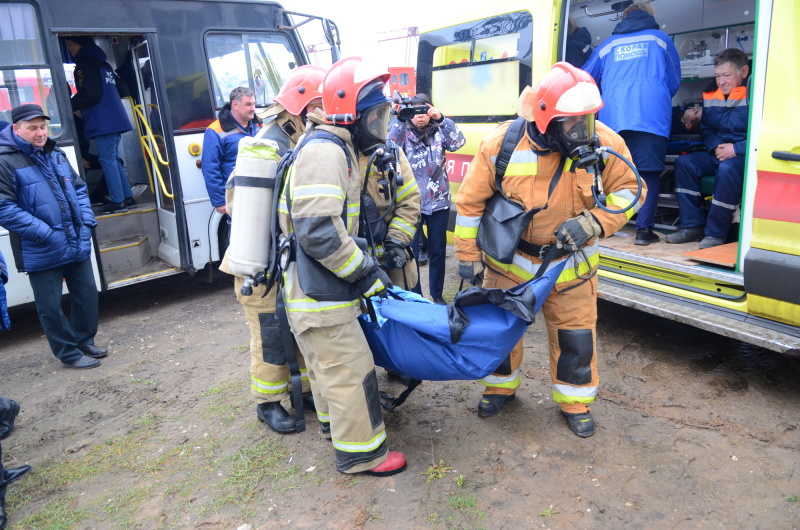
[410,208,449,299]
[674,151,745,238]
[94,133,132,204]
[28,259,99,363]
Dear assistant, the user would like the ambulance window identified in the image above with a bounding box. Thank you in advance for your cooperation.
[205,33,297,109]
[425,11,532,120]
[0,4,65,137]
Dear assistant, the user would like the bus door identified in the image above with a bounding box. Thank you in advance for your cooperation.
[129,38,183,270]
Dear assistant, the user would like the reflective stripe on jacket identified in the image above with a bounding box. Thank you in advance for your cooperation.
[277,118,370,334]
[702,86,749,155]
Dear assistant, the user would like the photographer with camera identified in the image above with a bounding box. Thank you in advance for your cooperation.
[388,93,465,304]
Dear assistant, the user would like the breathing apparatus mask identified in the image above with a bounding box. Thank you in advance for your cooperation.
[353,84,391,155]
[532,113,643,215]
[548,113,599,170]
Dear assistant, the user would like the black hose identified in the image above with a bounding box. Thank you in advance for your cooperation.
[591,147,643,214]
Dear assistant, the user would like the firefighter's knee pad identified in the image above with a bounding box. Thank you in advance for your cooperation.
[555,329,593,385]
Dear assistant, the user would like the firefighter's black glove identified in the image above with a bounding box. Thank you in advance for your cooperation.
[383,239,407,270]
[554,209,603,252]
[356,256,392,299]
[458,260,484,285]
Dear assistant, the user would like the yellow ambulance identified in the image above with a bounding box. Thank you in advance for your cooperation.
[416,0,800,355]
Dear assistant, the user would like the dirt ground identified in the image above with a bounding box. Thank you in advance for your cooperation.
[2,246,800,529]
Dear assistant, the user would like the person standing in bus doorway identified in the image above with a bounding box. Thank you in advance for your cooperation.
[219,66,326,434]
[665,49,750,250]
[454,63,642,437]
[388,93,465,305]
[582,2,681,246]
[201,87,262,219]
[65,36,135,215]
[0,104,108,369]
[278,57,406,476]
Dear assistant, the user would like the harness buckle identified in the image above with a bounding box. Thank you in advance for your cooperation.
[538,244,552,260]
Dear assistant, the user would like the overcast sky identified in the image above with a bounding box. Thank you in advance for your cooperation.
[281,0,452,69]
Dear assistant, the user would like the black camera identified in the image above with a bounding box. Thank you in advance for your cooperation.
[392,91,428,122]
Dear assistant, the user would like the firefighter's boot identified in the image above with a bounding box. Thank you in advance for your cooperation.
[256,402,296,434]
[562,410,595,438]
[362,451,407,477]
[477,393,515,417]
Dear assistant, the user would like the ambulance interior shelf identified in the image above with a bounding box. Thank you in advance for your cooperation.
[672,23,754,80]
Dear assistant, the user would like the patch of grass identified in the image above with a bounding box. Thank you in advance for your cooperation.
[420,460,452,483]
[234,341,249,352]
[426,512,439,523]
[15,432,155,497]
[218,437,294,501]
[453,383,471,403]
[102,484,157,526]
[453,474,466,488]
[133,412,163,428]
[13,494,88,529]
[449,494,475,509]
[539,505,559,518]
[199,378,248,421]
[366,505,384,521]
[786,495,800,502]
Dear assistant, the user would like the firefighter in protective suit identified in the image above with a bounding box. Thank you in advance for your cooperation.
[219,65,326,434]
[278,57,406,476]
[454,62,643,437]
[359,146,420,291]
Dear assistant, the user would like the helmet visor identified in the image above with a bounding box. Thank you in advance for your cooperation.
[556,113,595,149]
[361,102,391,142]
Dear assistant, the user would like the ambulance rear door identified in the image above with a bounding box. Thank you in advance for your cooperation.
[741,0,800,327]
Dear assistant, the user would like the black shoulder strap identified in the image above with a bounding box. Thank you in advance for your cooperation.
[493,116,528,193]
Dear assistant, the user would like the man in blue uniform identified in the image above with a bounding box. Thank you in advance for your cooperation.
[665,48,750,249]
[582,2,681,246]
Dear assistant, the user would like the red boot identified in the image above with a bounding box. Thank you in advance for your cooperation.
[362,451,406,477]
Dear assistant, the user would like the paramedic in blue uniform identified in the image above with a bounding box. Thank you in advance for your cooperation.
[665,48,750,250]
[582,2,681,246]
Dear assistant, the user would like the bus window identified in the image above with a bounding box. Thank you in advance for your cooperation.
[418,11,532,122]
[205,33,297,109]
[0,3,69,136]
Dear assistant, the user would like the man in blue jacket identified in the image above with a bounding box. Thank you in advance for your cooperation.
[202,87,262,216]
[66,37,134,215]
[582,2,681,246]
[665,49,750,249]
[0,104,107,369]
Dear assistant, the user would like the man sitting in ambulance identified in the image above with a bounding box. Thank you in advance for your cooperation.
[665,48,749,249]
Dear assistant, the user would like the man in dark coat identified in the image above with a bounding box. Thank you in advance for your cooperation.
[0,104,108,369]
